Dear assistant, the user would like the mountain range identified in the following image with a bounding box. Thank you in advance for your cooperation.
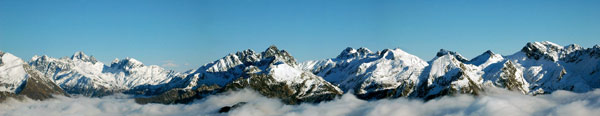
[1,41,599,105]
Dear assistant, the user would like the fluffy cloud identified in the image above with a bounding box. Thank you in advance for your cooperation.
[1,88,600,116]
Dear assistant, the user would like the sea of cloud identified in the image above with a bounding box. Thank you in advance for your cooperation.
[1,88,600,116]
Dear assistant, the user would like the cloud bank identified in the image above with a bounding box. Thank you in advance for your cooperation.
[1,88,600,116]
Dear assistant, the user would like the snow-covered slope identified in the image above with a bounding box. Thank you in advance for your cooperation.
[412,49,484,99]
[29,52,185,96]
[0,51,66,102]
[0,51,28,93]
[300,47,428,99]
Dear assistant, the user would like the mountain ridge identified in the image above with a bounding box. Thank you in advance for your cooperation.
[1,41,599,104]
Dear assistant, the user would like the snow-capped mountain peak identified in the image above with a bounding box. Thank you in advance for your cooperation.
[521,41,566,61]
[0,51,28,93]
[71,51,98,63]
[109,57,145,70]
[336,47,372,59]
[262,45,297,66]
[435,49,468,62]
[467,50,504,67]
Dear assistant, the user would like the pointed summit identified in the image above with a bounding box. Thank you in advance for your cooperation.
[436,49,468,62]
[467,50,503,66]
[483,50,494,55]
[263,45,280,56]
[71,51,98,63]
[260,45,297,66]
[71,51,88,59]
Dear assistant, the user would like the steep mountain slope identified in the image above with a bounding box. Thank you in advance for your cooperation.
[300,47,428,99]
[411,49,484,99]
[0,52,28,93]
[0,51,66,102]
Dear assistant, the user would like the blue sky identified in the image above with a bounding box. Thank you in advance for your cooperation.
[1,0,599,72]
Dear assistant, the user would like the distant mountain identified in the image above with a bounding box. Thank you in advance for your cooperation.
[1,41,599,104]
[28,51,187,97]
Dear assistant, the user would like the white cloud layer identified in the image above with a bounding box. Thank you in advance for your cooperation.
[1,88,600,116]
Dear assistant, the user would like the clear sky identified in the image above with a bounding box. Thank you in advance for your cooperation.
[1,0,599,72]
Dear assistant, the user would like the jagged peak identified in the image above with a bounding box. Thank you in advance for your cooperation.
[237,49,256,56]
[71,51,88,59]
[436,49,468,62]
[336,47,373,59]
[521,41,566,61]
[110,57,144,69]
[71,51,98,63]
[264,45,279,55]
[260,45,297,66]
[357,47,372,54]
[523,41,563,51]
[594,44,600,49]
[263,45,282,58]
